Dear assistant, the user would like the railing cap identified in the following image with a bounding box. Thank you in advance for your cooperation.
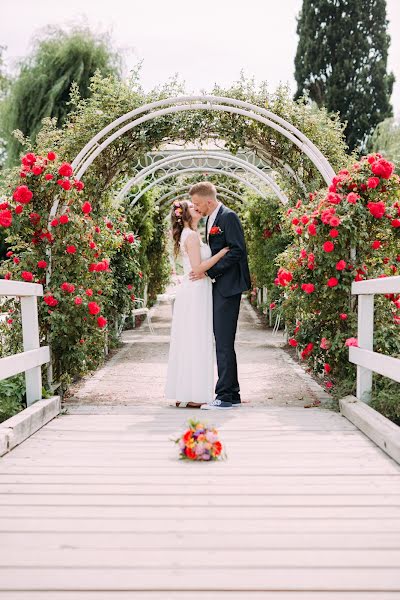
[352,275,400,295]
[0,280,44,297]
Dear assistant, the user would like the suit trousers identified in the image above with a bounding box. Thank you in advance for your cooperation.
[213,287,242,403]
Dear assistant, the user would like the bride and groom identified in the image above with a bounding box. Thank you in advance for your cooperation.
[165,181,251,410]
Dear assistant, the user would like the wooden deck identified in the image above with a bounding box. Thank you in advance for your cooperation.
[0,405,400,598]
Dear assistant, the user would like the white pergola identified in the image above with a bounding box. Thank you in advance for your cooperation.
[71,95,335,183]
[116,151,288,205]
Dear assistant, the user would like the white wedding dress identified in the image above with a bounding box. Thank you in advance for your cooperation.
[165,228,214,404]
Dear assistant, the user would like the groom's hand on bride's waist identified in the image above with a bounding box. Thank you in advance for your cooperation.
[189,271,206,281]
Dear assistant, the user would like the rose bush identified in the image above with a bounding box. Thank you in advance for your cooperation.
[275,154,400,416]
[0,150,141,384]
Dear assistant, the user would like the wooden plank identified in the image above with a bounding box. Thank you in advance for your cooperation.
[0,347,50,382]
[1,517,399,533]
[0,280,43,297]
[0,490,399,507]
[352,275,400,295]
[0,567,399,591]
[0,505,399,519]
[1,593,399,600]
[349,347,400,384]
[2,531,400,550]
[1,548,400,568]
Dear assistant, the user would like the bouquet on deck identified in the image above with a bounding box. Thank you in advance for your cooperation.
[174,419,225,461]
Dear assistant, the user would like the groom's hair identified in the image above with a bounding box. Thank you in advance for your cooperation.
[189,181,217,200]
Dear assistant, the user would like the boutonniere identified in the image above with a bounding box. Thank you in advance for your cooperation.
[209,226,223,236]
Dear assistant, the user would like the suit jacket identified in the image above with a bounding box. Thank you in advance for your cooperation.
[206,204,251,297]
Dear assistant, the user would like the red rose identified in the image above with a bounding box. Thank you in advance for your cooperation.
[371,240,381,249]
[58,163,73,177]
[127,234,135,243]
[329,229,339,238]
[44,295,58,307]
[367,201,386,219]
[61,282,75,293]
[329,216,341,227]
[347,192,359,204]
[209,226,221,235]
[0,202,9,209]
[45,174,54,181]
[15,205,23,215]
[336,260,346,270]
[32,165,43,175]
[29,212,40,225]
[345,337,358,347]
[74,296,83,305]
[340,313,348,320]
[323,241,335,253]
[296,227,303,235]
[89,241,96,249]
[37,260,47,268]
[66,245,77,254]
[288,338,298,347]
[0,209,13,227]
[59,180,72,191]
[47,152,57,161]
[327,277,339,287]
[301,283,315,294]
[6,251,13,257]
[292,217,300,226]
[50,218,59,227]
[327,192,341,204]
[13,185,33,204]
[88,301,101,315]
[371,158,394,179]
[97,316,107,328]
[85,289,93,296]
[301,215,309,225]
[74,180,84,191]
[324,364,332,373]
[13,257,20,264]
[391,219,400,228]
[21,152,36,166]
[307,224,317,236]
[21,271,33,282]
[82,201,92,215]
[59,215,69,224]
[367,177,380,189]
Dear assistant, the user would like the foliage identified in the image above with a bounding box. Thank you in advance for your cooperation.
[1,28,121,165]
[241,193,292,299]
[368,117,400,165]
[275,154,400,402]
[0,375,25,423]
[295,0,394,152]
[0,150,140,383]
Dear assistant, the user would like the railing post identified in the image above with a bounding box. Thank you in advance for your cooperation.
[357,294,374,404]
[20,295,42,406]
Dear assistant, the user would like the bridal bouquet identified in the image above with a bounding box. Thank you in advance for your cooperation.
[175,419,224,461]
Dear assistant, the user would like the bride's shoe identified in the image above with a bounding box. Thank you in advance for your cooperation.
[175,401,204,409]
[201,399,233,410]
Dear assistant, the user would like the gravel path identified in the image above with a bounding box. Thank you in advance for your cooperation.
[65,296,329,411]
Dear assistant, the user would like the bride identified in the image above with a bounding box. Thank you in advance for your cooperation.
[165,200,229,409]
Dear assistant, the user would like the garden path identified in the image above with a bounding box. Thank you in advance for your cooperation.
[0,298,400,597]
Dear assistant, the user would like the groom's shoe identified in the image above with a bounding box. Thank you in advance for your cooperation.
[231,400,242,407]
[201,399,233,410]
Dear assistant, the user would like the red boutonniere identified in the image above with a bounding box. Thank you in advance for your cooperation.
[209,226,223,236]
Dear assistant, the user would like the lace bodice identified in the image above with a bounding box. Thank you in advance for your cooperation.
[179,228,211,275]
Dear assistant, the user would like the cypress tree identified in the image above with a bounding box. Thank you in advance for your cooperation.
[1,28,121,165]
[294,0,395,152]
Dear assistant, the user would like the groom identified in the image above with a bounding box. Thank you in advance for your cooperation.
[189,182,251,409]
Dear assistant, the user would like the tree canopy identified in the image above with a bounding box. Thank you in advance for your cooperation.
[294,0,394,153]
[1,28,121,165]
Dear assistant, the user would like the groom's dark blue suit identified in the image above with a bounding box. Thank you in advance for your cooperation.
[206,204,251,404]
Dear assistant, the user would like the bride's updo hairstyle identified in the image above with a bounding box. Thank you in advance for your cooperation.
[171,200,193,257]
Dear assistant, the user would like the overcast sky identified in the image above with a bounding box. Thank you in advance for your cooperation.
[2,0,400,116]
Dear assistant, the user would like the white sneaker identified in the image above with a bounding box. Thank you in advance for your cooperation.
[201,399,233,410]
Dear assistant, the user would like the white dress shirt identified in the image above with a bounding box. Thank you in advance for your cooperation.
[207,202,222,237]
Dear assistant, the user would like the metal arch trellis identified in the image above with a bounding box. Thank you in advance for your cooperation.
[70,95,335,185]
[137,186,245,230]
[127,167,272,208]
[117,151,289,205]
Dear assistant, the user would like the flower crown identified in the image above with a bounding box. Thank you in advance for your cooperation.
[173,200,184,223]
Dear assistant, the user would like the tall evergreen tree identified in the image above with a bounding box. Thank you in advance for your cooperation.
[294,0,394,152]
[1,28,121,164]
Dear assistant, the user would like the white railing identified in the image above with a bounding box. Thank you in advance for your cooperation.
[0,280,49,406]
[350,275,400,403]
